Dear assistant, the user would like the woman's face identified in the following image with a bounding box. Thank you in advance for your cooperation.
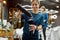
[40,8,45,12]
[31,1,39,11]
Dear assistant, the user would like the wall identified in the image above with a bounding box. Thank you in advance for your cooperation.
[54,9,60,26]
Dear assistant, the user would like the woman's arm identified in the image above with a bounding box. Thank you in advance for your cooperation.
[29,24,42,31]
[36,25,42,31]
[16,10,22,19]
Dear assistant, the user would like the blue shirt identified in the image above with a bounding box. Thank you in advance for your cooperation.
[42,13,48,28]
[21,12,43,40]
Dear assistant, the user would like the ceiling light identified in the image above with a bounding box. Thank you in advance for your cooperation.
[56,0,59,2]
[56,6,59,8]
[3,0,6,4]
[54,10,59,13]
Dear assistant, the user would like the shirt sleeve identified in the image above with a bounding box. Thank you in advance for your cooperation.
[21,14,25,27]
[21,14,31,26]
[42,13,48,28]
[41,15,44,25]
[45,13,48,22]
[39,14,44,26]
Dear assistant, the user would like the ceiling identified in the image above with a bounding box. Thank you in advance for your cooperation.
[40,1,60,10]
[6,0,60,10]
[7,0,30,8]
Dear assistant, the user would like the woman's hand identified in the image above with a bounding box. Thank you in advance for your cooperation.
[37,25,42,31]
[29,24,36,31]
[16,10,22,19]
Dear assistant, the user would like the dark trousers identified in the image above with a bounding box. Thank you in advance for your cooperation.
[22,30,39,40]
[43,28,46,40]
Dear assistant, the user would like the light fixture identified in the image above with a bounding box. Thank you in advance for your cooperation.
[54,10,59,13]
[39,0,45,1]
[56,0,59,2]
[56,6,59,8]
[49,9,54,14]
[3,0,6,4]
[31,0,32,2]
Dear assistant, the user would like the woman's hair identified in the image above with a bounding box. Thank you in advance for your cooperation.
[31,0,40,4]
[40,6,46,11]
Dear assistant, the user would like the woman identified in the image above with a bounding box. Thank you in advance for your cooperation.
[40,6,48,40]
[18,0,43,40]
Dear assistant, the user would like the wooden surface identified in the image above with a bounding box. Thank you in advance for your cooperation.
[0,25,14,40]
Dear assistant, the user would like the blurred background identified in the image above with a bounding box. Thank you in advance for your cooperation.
[0,0,60,40]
